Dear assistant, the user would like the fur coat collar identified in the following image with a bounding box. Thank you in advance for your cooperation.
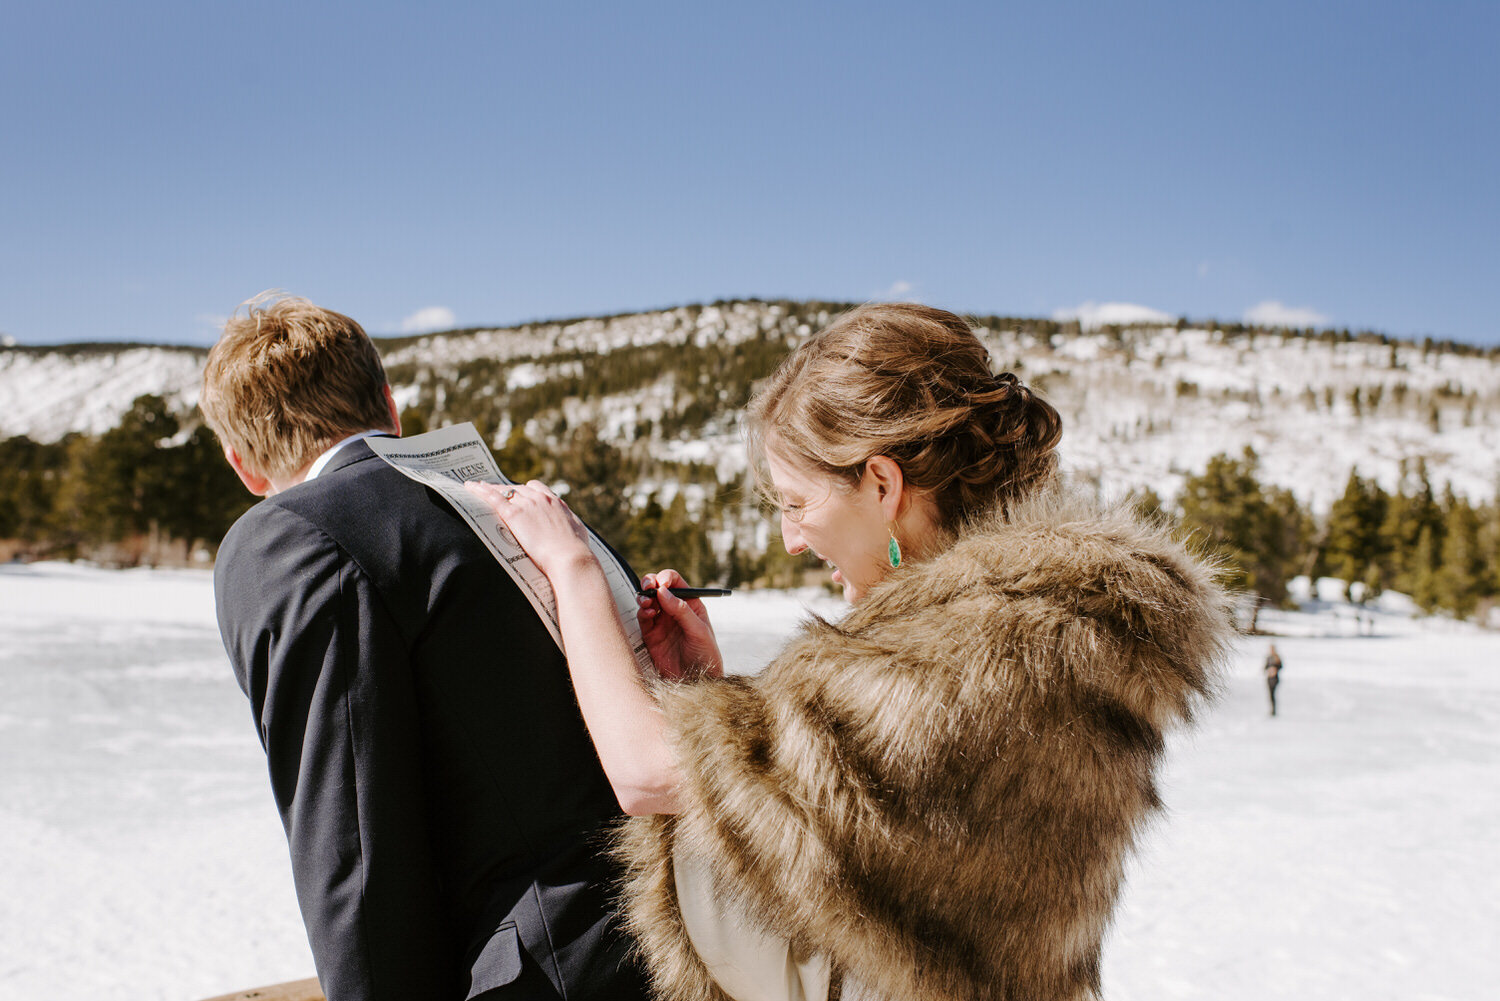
[617,486,1234,1001]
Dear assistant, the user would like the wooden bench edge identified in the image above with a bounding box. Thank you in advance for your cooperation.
[194,977,323,1001]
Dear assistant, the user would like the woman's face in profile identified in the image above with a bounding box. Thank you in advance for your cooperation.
[764,447,890,603]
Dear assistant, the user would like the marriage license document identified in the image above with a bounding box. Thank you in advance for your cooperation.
[367,424,654,676]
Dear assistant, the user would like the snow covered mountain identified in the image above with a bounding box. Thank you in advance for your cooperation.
[3,301,1497,512]
[0,343,207,443]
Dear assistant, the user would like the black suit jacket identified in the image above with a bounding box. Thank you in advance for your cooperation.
[215,440,648,1001]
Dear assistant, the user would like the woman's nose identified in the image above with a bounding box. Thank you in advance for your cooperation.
[781,517,807,555]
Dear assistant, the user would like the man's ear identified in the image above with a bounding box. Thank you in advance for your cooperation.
[384,384,402,436]
[224,445,274,497]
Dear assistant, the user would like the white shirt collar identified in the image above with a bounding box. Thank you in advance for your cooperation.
[304,430,390,481]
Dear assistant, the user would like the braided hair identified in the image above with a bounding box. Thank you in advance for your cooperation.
[746,303,1062,530]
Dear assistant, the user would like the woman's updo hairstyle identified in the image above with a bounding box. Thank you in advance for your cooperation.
[746,303,1062,530]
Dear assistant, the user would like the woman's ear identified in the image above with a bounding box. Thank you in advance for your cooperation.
[864,455,906,522]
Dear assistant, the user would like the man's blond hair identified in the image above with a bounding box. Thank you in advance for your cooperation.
[200,292,395,482]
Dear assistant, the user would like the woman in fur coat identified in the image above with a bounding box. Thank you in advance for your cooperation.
[468,303,1234,1001]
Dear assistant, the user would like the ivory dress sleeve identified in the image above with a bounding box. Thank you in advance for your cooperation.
[672,840,831,1001]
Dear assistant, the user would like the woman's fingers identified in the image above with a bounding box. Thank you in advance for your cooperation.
[654,568,688,589]
[465,481,566,521]
[658,586,702,626]
[639,569,686,601]
[464,480,531,511]
[653,582,713,637]
[463,481,501,504]
[462,480,595,577]
[639,568,716,630]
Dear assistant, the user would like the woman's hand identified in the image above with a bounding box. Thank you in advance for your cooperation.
[467,478,682,814]
[463,480,597,582]
[638,568,724,680]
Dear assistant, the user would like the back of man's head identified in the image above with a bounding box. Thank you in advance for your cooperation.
[201,292,395,482]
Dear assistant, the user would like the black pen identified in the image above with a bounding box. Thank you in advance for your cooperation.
[638,587,733,599]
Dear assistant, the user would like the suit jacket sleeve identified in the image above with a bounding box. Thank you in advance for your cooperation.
[216,504,458,1001]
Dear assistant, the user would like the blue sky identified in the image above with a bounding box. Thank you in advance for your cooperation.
[2,1,1496,346]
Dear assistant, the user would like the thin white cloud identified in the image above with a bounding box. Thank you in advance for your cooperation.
[1052,301,1173,330]
[1244,300,1328,328]
[876,280,915,300]
[400,306,458,334]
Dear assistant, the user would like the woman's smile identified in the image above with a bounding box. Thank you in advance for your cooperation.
[764,448,891,602]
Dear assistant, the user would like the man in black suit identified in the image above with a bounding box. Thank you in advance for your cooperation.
[202,294,647,1001]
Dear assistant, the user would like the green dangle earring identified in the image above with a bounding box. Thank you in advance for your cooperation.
[887,526,902,568]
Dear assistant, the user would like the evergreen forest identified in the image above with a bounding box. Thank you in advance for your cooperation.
[3,299,1498,626]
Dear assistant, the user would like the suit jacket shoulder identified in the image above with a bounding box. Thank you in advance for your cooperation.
[214,444,643,1001]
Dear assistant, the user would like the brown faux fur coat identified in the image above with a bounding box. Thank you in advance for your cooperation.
[617,487,1234,1001]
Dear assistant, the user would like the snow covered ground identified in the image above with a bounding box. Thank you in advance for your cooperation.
[1,563,1496,1000]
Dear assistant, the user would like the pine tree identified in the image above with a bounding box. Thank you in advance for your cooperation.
[1177,447,1309,629]
[1479,497,1500,599]
[46,434,99,550]
[662,492,719,584]
[552,423,633,549]
[157,420,255,551]
[1410,525,1442,611]
[1382,460,1443,595]
[399,406,430,436]
[626,493,668,572]
[1322,470,1390,599]
[494,426,547,484]
[1437,493,1486,619]
[0,435,68,544]
[47,396,252,561]
[760,539,818,589]
[724,539,746,589]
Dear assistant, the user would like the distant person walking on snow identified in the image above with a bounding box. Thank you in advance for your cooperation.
[1265,644,1283,716]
